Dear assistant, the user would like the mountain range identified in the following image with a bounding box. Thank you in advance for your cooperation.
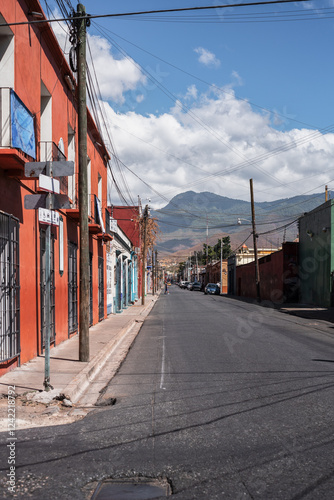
[152,190,331,257]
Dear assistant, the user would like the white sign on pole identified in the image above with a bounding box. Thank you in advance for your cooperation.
[39,208,52,225]
[38,208,60,226]
[39,174,60,194]
[52,211,60,226]
[109,217,118,233]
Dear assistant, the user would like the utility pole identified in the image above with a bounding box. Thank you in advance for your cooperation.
[206,214,209,265]
[77,3,89,361]
[250,179,261,303]
[152,247,155,295]
[141,205,148,305]
[220,237,223,293]
[155,250,158,291]
[325,185,328,202]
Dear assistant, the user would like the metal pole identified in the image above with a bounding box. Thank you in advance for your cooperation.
[141,205,148,305]
[77,3,89,361]
[43,162,53,390]
[250,179,261,302]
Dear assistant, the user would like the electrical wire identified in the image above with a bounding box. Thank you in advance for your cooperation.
[91,21,334,205]
[95,22,320,131]
[40,1,331,236]
[1,1,312,28]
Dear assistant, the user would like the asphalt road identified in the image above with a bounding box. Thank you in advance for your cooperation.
[1,286,334,499]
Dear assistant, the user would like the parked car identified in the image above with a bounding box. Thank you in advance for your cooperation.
[187,282,193,290]
[204,283,220,295]
[191,282,202,291]
[180,281,190,289]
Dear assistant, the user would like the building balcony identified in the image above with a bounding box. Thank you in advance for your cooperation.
[0,88,36,176]
[66,195,108,238]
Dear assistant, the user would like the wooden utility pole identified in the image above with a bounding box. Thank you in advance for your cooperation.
[155,250,158,291]
[141,205,148,305]
[152,247,155,295]
[220,237,223,293]
[250,179,261,303]
[77,3,89,361]
[325,185,328,202]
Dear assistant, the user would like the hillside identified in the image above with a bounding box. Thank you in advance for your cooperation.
[152,190,330,256]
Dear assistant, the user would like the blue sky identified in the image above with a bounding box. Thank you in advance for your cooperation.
[45,1,334,208]
[77,0,334,128]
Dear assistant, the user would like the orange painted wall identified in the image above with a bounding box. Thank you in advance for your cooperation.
[0,0,109,375]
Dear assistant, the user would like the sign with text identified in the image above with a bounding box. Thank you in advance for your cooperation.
[38,208,60,226]
[109,217,118,233]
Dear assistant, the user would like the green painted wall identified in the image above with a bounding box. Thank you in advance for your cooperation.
[299,200,333,307]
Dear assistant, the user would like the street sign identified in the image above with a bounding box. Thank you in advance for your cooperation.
[39,174,60,194]
[24,193,71,210]
[38,208,60,226]
[109,218,118,233]
[25,160,74,178]
[38,207,52,224]
[24,194,47,210]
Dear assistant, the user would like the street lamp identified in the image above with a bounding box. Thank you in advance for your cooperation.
[237,218,252,225]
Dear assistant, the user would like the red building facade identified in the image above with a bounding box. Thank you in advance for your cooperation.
[0,0,109,374]
[235,242,299,303]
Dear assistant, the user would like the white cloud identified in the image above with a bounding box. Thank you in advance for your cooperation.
[102,88,334,209]
[51,17,146,104]
[231,71,243,86]
[194,47,221,68]
[86,35,146,104]
[50,13,334,212]
[185,85,198,100]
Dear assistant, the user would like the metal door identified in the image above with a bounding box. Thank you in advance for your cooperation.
[68,242,78,335]
[0,212,20,363]
[98,256,104,321]
[40,229,55,349]
[89,252,93,326]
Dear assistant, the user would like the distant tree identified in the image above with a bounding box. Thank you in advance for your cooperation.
[214,236,231,260]
[177,261,186,280]
[202,243,215,263]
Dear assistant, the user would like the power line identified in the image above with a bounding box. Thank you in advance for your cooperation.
[0,1,310,27]
[95,22,320,131]
[92,22,334,203]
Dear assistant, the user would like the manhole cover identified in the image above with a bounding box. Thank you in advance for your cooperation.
[91,478,171,500]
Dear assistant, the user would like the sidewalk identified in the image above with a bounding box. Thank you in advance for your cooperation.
[0,293,160,404]
[277,303,334,325]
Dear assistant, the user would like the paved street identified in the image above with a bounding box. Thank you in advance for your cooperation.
[1,286,334,499]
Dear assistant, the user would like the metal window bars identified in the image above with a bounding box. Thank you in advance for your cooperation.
[0,212,20,363]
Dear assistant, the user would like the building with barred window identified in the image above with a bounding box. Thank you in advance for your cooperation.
[0,0,114,374]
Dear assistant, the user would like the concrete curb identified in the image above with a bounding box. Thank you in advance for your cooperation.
[64,294,160,403]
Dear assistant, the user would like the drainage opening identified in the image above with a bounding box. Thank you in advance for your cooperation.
[91,477,172,500]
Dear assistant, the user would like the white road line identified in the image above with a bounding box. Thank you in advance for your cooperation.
[160,331,166,390]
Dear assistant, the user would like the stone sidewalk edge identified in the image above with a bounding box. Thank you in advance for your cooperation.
[63,295,159,403]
